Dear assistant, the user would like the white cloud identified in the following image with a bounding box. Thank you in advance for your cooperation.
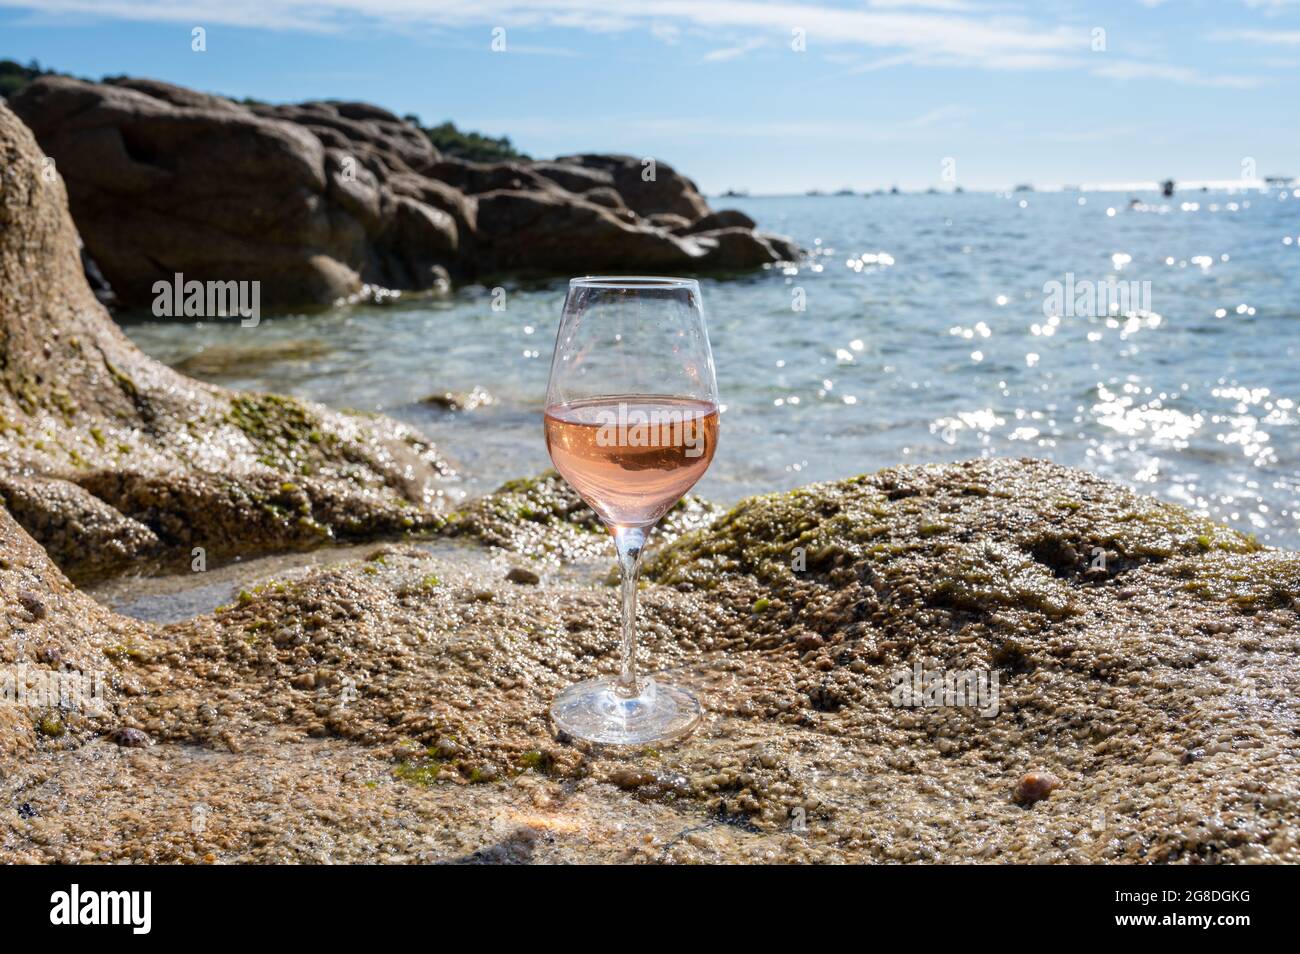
[1091,59,1267,88]
[0,0,1274,87]
[701,37,765,62]
[1214,28,1300,45]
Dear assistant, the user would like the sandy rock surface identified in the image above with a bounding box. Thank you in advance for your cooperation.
[4,458,1297,863]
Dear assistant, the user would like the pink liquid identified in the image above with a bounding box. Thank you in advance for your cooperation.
[545,396,719,527]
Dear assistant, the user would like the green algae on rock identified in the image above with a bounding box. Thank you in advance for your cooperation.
[443,469,718,563]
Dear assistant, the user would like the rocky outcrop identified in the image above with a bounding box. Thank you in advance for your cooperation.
[9,77,798,308]
[4,458,1297,861]
[9,78,456,305]
[0,99,449,581]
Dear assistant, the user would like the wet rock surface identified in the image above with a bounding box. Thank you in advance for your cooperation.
[9,78,798,308]
[443,470,718,564]
[0,100,451,581]
[3,458,1297,863]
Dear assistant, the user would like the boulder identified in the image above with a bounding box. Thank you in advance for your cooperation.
[529,159,615,195]
[473,189,706,274]
[9,77,458,306]
[677,208,757,234]
[249,98,439,175]
[427,157,551,195]
[647,212,692,232]
[555,152,711,219]
[694,227,782,269]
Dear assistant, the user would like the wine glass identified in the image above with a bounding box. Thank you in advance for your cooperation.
[544,276,719,745]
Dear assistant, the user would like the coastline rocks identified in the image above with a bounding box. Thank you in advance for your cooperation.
[9,77,457,306]
[554,153,711,220]
[0,99,450,579]
[677,209,757,234]
[4,458,1297,862]
[472,189,706,274]
[9,77,799,308]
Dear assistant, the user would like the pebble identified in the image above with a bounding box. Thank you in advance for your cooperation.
[609,767,656,789]
[111,727,152,748]
[17,590,47,620]
[1014,771,1060,805]
[505,567,540,585]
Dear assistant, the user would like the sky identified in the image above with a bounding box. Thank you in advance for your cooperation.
[2,0,1298,193]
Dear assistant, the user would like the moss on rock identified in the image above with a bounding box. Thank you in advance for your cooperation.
[443,469,718,562]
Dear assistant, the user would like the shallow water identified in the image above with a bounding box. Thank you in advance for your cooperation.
[121,188,1300,547]
[89,537,606,623]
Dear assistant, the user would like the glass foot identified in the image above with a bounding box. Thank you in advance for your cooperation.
[550,676,701,746]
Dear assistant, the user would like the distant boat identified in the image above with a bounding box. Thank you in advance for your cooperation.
[889,186,900,195]
[1014,183,1034,192]
[1161,179,1175,197]
[954,186,964,194]
[720,188,749,198]
[806,188,825,197]
[834,188,855,196]
[1264,175,1295,187]
[926,187,938,194]
[1062,184,1079,191]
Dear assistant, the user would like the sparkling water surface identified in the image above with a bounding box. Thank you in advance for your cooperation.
[120,189,1300,547]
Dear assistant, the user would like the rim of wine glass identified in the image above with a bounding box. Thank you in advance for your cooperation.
[569,275,699,289]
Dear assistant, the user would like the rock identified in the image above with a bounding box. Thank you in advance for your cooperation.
[647,213,692,232]
[759,232,801,261]
[9,77,799,306]
[111,727,152,748]
[17,589,47,620]
[0,98,451,577]
[472,189,706,274]
[2,459,1298,862]
[505,566,540,585]
[248,99,439,175]
[529,160,615,195]
[420,387,495,411]
[580,186,628,211]
[555,153,710,220]
[427,157,552,195]
[693,228,782,269]
[9,77,458,306]
[1014,772,1060,805]
[0,475,160,582]
[677,208,757,234]
[443,470,719,562]
[0,503,147,758]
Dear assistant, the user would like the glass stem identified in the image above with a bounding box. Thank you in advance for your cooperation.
[612,525,648,697]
